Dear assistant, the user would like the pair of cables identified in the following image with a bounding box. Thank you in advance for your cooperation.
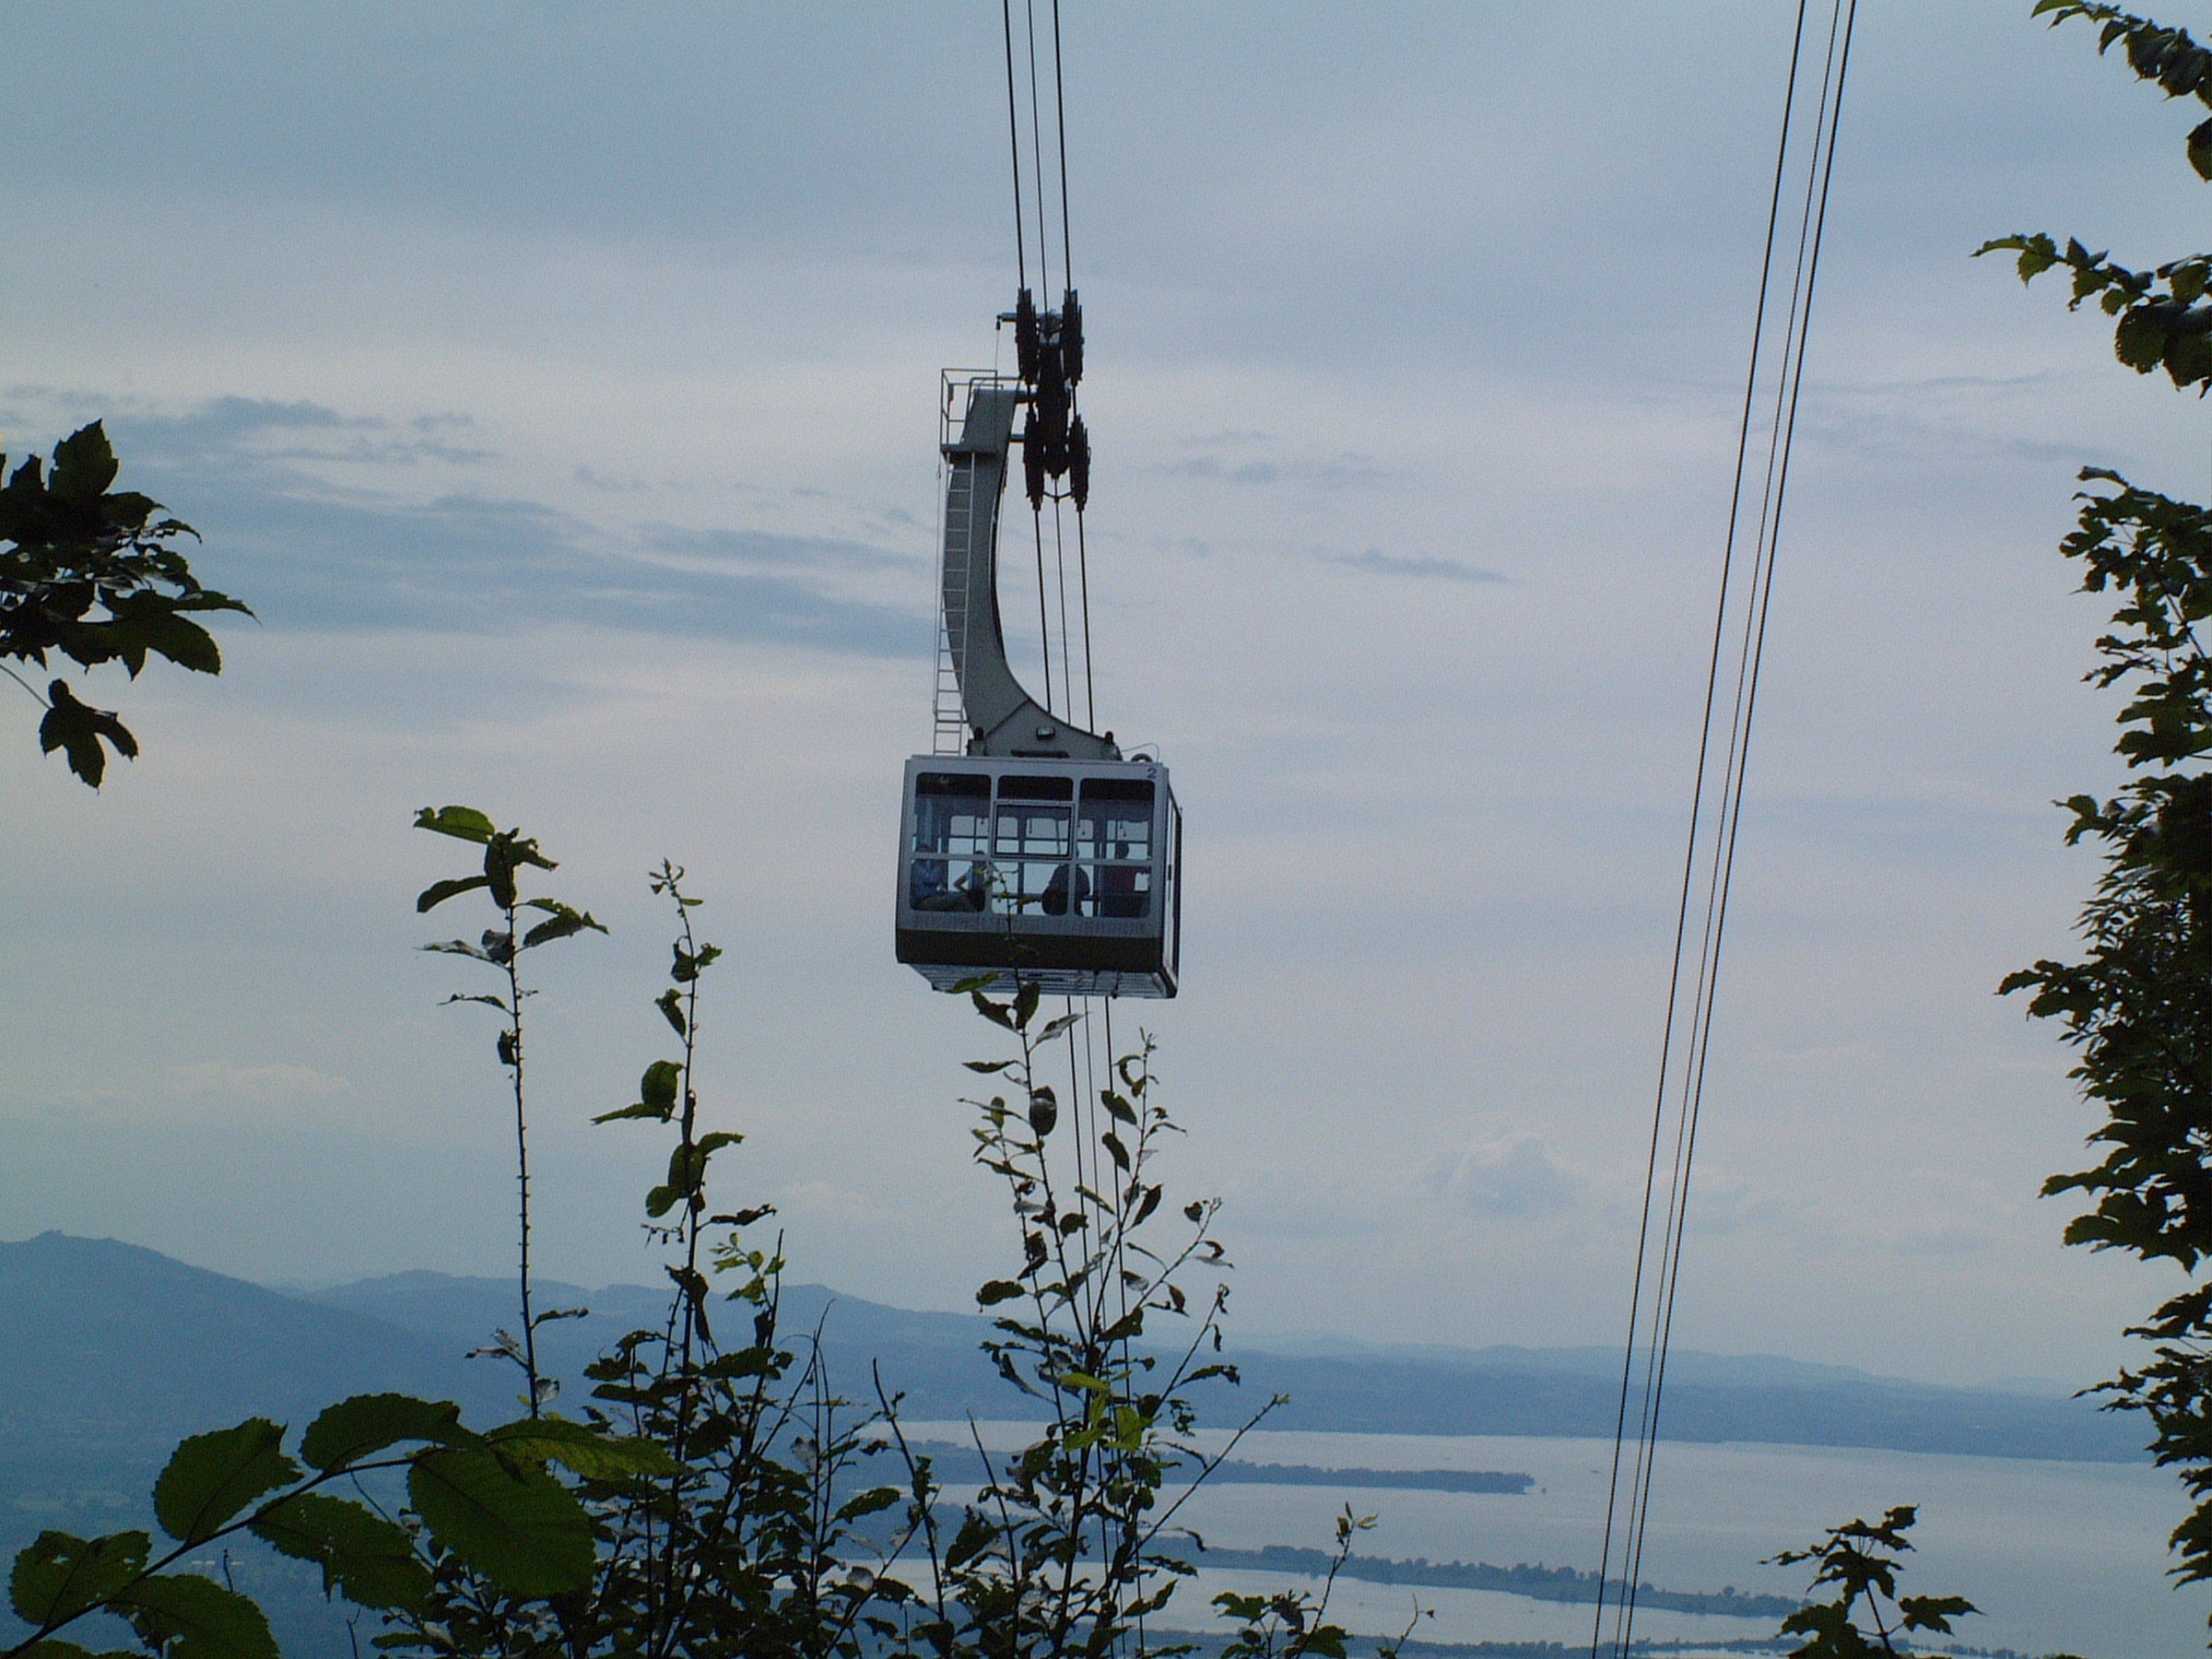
[1001,0,1097,732]
[1589,4,1860,1655]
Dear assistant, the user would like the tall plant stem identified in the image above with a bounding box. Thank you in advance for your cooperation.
[506,903,541,1418]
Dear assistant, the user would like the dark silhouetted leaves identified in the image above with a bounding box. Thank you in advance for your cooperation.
[153,1419,300,1545]
[640,1060,680,1115]
[10,1530,149,1625]
[671,942,721,982]
[250,1494,429,1611]
[486,1417,677,1480]
[413,806,496,844]
[13,1641,141,1659]
[115,1572,279,1659]
[38,680,136,787]
[300,1394,467,1472]
[416,875,490,913]
[2,421,247,784]
[522,900,606,949]
[1769,1507,1975,1657]
[406,1448,594,1597]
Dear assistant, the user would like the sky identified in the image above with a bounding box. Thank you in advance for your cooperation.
[2,1,2206,1392]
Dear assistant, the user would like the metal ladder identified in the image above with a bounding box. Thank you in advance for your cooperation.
[933,451,973,755]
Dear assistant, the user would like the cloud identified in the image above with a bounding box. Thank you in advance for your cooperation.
[168,1059,351,1102]
[782,1180,879,1227]
[25,394,937,656]
[1328,548,1507,584]
[647,525,923,578]
[1158,453,1388,488]
[1429,1134,1580,1218]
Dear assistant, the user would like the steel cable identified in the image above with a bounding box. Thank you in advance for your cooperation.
[1001,0,1028,294]
[1589,4,1858,1653]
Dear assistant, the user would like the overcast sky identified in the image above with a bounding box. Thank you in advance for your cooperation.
[3,2,2206,1391]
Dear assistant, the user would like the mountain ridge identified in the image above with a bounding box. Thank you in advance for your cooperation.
[0,1233,2147,1493]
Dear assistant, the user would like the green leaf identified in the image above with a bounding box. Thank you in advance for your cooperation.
[115,1572,278,1659]
[300,1394,468,1471]
[153,1419,300,1546]
[1897,1593,1979,1633]
[639,1060,681,1114]
[250,1493,429,1611]
[13,1641,140,1659]
[486,1417,677,1479]
[593,1100,670,1124]
[655,987,686,1036]
[100,595,224,676]
[413,806,496,844]
[946,1512,994,1570]
[976,1279,1027,1306]
[670,942,722,982]
[10,1530,149,1625]
[833,1486,903,1524]
[49,422,120,501]
[421,939,493,961]
[1012,979,1041,1029]
[406,1448,594,1596]
[416,875,490,913]
[520,900,606,949]
[39,681,136,789]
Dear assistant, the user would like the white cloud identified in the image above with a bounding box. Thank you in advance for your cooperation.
[1427,1134,1581,1219]
[168,1059,351,1102]
[782,1181,880,1229]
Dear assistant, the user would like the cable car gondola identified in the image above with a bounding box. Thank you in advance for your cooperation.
[894,326,1181,998]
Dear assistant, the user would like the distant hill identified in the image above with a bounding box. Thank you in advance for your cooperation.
[302,1264,2144,1465]
[0,1230,2146,1543]
[0,1234,505,1459]
[0,1233,2147,1659]
[0,1232,501,1584]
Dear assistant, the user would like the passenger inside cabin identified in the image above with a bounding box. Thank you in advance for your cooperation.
[913,859,993,912]
[1041,861,1090,917]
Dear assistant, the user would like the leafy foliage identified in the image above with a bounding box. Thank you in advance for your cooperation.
[11,832,1321,1659]
[150,1421,299,1547]
[883,982,1266,1659]
[2001,467,2212,1593]
[0,421,248,785]
[3,1397,618,1659]
[1981,7,2212,393]
[418,807,605,1415]
[1993,0,2212,1618]
[248,1493,429,1611]
[1766,1508,1975,1658]
[380,862,926,1659]
[1211,1508,1423,1659]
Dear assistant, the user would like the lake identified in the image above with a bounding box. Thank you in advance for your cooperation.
[916,1421,2204,1658]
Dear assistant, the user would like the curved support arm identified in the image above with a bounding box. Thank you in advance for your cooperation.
[942,382,1118,759]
